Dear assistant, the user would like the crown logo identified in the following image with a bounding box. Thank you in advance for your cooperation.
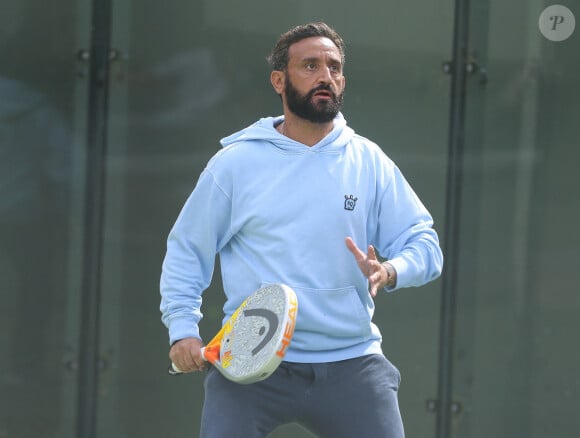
[344,195,358,211]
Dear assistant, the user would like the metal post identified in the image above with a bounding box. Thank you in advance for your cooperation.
[76,0,112,436]
[436,0,470,437]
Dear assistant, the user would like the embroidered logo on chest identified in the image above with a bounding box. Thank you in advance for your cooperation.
[344,195,358,211]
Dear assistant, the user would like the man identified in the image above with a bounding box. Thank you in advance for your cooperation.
[160,22,443,437]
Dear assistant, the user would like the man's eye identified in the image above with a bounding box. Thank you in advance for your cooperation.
[306,63,317,70]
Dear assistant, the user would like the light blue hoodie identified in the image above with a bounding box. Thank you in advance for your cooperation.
[160,113,443,363]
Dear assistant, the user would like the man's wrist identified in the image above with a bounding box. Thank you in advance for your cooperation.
[382,262,397,288]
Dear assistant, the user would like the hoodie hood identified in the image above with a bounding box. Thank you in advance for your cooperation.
[220,112,354,152]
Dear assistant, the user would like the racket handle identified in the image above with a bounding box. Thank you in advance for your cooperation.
[167,347,207,376]
[168,362,183,375]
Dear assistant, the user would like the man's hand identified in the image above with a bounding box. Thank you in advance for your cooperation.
[345,237,396,297]
[169,337,206,373]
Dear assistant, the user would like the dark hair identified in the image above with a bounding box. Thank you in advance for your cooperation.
[267,22,346,71]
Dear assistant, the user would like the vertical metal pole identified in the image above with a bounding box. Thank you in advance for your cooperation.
[436,0,470,437]
[76,0,112,436]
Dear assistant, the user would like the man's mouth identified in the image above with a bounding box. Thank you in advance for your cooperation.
[312,90,334,100]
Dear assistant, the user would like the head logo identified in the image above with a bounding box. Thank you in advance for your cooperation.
[344,195,358,211]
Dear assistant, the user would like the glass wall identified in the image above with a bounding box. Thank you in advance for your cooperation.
[450,1,580,437]
[0,1,578,437]
[0,1,88,437]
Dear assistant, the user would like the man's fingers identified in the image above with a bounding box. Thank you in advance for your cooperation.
[344,237,364,259]
[190,350,206,371]
[346,238,379,262]
[346,238,384,296]
[368,269,382,297]
[345,237,367,262]
[173,358,205,373]
[186,348,207,372]
[367,244,377,261]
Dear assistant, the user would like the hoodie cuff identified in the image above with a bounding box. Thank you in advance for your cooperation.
[168,314,201,345]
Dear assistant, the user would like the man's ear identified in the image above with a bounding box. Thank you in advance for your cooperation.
[270,70,285,95]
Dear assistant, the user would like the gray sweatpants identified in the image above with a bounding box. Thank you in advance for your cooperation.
[200,354,405,438]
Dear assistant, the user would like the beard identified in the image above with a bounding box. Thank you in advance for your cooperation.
[284,77,344,123]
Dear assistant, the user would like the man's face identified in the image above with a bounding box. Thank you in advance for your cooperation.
[282,36,346,123]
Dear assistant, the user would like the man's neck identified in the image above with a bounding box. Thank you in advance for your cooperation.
[279,113,334,147]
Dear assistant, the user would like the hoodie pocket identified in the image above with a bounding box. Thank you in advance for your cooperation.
[287,285,372,352]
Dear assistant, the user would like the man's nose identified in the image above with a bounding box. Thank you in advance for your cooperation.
[317,66,333,83]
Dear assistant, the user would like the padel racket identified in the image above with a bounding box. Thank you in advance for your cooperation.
[169,283,298,384]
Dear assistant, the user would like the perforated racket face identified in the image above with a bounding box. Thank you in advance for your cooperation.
[218,284,297,383]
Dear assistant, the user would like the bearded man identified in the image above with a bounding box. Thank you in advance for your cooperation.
[160,22,443,438]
